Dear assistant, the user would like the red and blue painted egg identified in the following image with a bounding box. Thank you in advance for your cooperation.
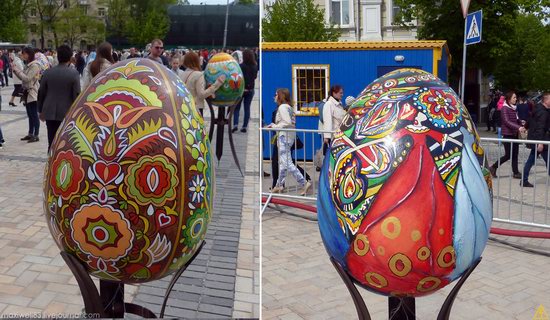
[318,68,493,297]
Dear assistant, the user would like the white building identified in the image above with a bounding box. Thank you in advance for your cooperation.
[316,0,417,41]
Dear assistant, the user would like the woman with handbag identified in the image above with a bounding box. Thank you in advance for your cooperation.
[489,91,527,179]
[11,47,42,143]
[267,88,311,195]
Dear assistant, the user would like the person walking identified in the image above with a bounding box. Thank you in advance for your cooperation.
[11,47,42,143]
[322,85,347,154]
[486,94,497,132]
[489,91,526,179]
[267,88,311,195]
[521,92,550,187]
[75,51,86,76]
[82,42,114,89]
[1,50,9,87]
[147,39,169,67]
[233,49,257,133]
[37,45,81,150]
[8,50,24,107]
[181,51,225,117]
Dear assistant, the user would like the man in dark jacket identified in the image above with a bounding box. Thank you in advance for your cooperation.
[37,45,81,150]
[521,92,550,187]
[1,51,9,86]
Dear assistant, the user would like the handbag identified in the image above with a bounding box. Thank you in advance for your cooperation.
[314,148,324,170]
[518,129,528,140]
[294,136,304,150]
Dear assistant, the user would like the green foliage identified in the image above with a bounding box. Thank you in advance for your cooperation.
[0,0,29,43]
[262,0,340,42]
[55,4,100,48]
[122,0,175,47]
[493,14,550,91]
[393,0,549,90]
[239,0,256,4]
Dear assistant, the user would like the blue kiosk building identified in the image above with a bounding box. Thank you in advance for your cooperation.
[262,41,451,160]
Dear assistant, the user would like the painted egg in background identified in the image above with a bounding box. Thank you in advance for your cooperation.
[204,53,244,106]
[317,68,493,297]
[44,58,214,283]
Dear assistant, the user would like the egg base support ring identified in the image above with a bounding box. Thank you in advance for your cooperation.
[330,256,482,320]
[61,240,206,318]
[206,98,244,176]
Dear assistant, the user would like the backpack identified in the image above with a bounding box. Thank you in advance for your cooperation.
[318,100,326,124]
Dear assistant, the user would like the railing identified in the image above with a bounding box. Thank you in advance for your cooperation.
[260,127,550,231]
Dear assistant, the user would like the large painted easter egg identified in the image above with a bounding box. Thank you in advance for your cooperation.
[204,53,244,106]
[317,68,492,297]
[44,58,214,283]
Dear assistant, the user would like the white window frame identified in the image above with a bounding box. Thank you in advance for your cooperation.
[29,8,37,17]
[385,0,418,28]
[325,0,354,28]
[291,64,330,112]
[98,7,106,17]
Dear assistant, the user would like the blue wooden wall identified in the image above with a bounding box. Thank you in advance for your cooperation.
[261,48,445,159]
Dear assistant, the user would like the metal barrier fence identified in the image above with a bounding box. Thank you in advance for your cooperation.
[260,127,550,230]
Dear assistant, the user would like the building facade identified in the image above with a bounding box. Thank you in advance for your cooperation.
[315,0,417,41]
[25,0,107,50]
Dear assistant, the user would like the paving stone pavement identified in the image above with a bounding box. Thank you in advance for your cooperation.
[262,201,550,320]
[0,81,259,318]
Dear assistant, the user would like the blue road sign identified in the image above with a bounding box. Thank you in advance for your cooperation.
[465,10,482,45]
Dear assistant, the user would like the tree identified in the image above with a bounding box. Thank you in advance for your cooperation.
[55,4,93,48]
[0,0,30,43]
[100,0,130,48]
[124,0,176,47]
[393,0,549,89]
[262,0,341,42]
[32,0,65,48]
[492,14,550,91]
[86,18,107,48]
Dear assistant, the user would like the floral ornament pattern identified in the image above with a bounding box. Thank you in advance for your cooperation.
[318,68,492,297]
[125,155,179,207]
[44,58,213,283]
[414,88,461,128]
[49,150,85,200]
[71,204,133,260]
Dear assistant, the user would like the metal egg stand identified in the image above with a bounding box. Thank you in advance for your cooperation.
[330,256,482,320]
[61,241,205,318]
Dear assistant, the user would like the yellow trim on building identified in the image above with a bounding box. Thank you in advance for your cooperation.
[262,41,447,51]
[432,46,442,77]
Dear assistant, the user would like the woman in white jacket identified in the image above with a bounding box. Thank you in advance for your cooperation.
[8,50,24,107]
[267,88,311,195]
[322,85,346,154]
[181,51,225,116]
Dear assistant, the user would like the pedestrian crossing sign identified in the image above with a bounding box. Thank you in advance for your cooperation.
[465,10,482,45]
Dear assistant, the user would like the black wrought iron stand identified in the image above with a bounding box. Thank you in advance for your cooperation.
[330,257,482,320]
[61,241,205,318]
[206,98,244,176]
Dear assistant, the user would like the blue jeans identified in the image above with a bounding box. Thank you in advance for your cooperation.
[233,89,254,128]
[522,147,550,182]
[276,135,306,188]
[26,101,40,136]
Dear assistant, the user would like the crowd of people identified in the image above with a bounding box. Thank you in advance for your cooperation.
[486,90,550,187]
[0,40,258,150]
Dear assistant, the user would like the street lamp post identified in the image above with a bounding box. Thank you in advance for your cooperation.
[223,0,230,48]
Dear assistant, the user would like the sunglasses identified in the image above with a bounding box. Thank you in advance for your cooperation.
[155,46,164,50]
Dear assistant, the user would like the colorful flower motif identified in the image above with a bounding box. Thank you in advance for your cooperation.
[189,175,206,203]
[181,207,208,249]
[125,155,179,206]
[414,88,461,128]
[71,204,134,260]
[50,150,85,200]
